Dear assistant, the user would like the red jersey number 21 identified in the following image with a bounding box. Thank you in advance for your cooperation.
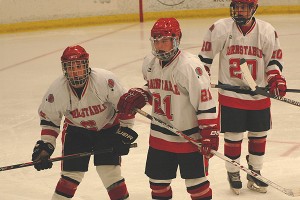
[152,93,173,120]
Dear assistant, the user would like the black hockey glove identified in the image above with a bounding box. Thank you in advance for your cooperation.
[113,127,138,156]
[32,140,55,171]
[116,127,138,144]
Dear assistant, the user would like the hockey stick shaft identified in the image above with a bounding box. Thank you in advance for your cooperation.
[212,83,300,93]
[0,143,137,172]
[238,59,300,108]
[135,108,299,197]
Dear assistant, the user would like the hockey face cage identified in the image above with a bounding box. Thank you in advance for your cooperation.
[150,18,182,61]
[150,36,179,61]
[62,60,91,87]
[61,45,91,87]
[230,0,258,25]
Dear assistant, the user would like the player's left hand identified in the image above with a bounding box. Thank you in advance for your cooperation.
[200,127,219,159]
[113,127,138,156]
[116,127,138,144]
[268,74,287,97]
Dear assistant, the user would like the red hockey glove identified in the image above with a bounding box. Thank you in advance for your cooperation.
[117,88,150,115]
[200,127,219,159]
[268,74,287,97]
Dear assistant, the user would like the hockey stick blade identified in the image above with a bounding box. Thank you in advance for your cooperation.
[0,143,137,172]
[240,59,300,108]
[135,108,300,197]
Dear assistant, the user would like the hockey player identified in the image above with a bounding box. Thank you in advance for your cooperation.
[198,0,287,195]
[117,18,219,200]
[31,45,138,200]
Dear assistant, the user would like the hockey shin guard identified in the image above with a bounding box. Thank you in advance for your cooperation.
[107,179,129,200]
[186,179,212,200]
[150,181,172,200]
[54,175,80,199]
[224,132,243,172]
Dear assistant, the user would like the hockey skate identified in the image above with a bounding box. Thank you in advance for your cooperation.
[227,172,242,195]
[246,155,268,193]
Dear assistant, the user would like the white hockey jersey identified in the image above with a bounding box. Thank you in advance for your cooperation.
[38,68,133,147]
[199,18,284,110]
[142,50,218,153]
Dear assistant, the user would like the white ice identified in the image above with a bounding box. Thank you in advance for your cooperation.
[0,14,300,200]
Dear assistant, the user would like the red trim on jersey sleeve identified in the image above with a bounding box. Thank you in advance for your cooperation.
[219,93,270,110]
[41,129,59,138]
[149,135,199,153]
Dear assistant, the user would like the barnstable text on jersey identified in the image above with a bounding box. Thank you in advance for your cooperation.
[226,45,263,58]
[147,78,180,95]
[70,104,107,118]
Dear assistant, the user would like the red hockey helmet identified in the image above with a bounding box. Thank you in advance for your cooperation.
[150,18,181,61]
[61,45,91,87]
[151,18,182,39]
[230,0,258,25]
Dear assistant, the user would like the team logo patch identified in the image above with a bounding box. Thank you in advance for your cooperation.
[108,79,115,88]
[195,67,203,77]
[47,94,54,103]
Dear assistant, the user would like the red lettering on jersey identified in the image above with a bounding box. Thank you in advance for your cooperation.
[148,79,180,95]
[201,41,212,52]
[226,45,262,58]
[70,104,107,119]
[89,106,95,115]
[272,49,282,59]
[201,89,212,102]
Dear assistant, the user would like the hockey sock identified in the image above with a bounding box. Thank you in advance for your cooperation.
[187,180,212,200]
[248,132,267,170]
[150,182,172,200]
[54,175,80,198]
[107,179,129,200]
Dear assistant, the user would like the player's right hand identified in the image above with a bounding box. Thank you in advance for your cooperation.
[32,140,54,171]
[117,88,150,115]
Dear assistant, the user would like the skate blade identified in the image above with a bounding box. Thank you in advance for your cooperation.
[230,187,241,195]
[247,181,267,193]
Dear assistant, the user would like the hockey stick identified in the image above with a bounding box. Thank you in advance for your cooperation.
[211,83,300,93]
[238,58,300,108]
[0,143,137,172]
[135,108,300,197]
